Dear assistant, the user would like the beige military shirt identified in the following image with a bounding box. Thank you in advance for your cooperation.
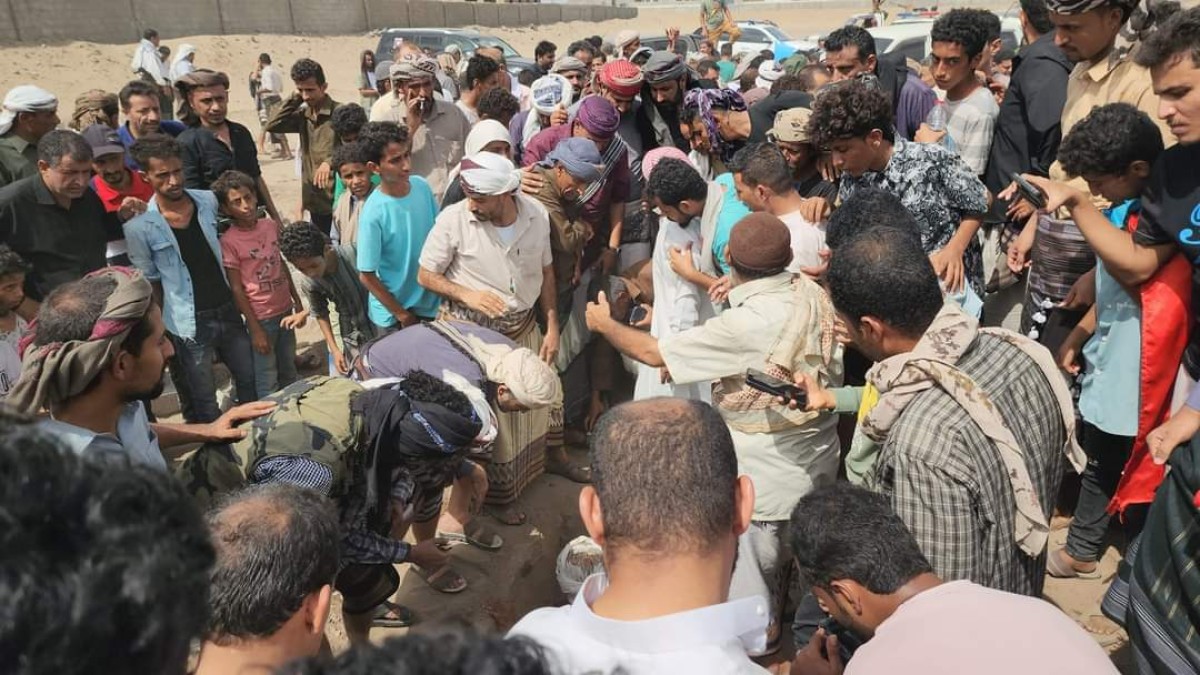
[1049,44,1173,209]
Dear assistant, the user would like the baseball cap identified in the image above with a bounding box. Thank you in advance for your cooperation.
[81,124,125,158]
[768,108,812,144]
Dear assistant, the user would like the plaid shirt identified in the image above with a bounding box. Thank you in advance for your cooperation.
[868,334,1066,597]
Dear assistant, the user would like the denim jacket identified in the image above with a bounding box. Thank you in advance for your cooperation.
[123,189,227,340]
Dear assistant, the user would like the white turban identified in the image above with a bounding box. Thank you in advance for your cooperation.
[466,120,512,156]
[495,349,562,409]
[614,29,640,51]
[0,85,58,137]
[458,151,522,196]
[755,60,785,91]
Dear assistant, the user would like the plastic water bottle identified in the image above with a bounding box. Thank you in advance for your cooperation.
[925,102,958,153]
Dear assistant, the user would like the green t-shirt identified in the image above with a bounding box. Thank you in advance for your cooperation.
[702,0,729,29]
[717,60,736,83]
[332,172,382,207]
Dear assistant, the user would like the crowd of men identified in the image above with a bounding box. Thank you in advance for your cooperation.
[2,0,1200,671]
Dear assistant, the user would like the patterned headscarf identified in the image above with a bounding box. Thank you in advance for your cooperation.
[9,267,153,414]
[599,59,644,97]
[683,88,746,162]
[69,90,118,131]
[390,56,439,82]
[1045,0,1136,13]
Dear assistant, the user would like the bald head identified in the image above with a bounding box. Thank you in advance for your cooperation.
[206,484,339,644]
[590,399,739,557]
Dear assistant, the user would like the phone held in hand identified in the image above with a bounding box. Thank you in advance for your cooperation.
[627,305,648,326]
[1011,172,1047,210]
[745,368,807,408]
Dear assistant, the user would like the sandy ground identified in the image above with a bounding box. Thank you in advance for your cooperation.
[0,5,1129,669]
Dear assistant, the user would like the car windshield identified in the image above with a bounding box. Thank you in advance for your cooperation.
[473,36,521,58]
[873,37,893,53]
[762,25,791,41]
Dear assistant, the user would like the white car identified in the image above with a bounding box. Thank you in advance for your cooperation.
[695,20,819,58]
[868,17,1022,63]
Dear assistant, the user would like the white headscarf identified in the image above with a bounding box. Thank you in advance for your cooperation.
[524,74,572,151]
[755,59,785,91]
[466,119,513,157]
[458,151,522,195]
[170,44,197,82]
[0,85,58,137]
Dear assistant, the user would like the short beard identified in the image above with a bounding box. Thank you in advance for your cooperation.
[126,380,165,404]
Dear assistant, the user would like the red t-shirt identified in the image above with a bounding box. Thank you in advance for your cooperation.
[90,171,154,213]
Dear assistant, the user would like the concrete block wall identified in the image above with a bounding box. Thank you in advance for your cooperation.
[0,1,636,44]
[221,0,295,35]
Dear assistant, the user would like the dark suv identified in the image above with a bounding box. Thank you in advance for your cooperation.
[374,28,535,75]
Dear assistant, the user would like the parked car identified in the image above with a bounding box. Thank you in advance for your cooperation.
[868,17,1022,64]
[373,28,535,76]
[693,20,819,58]
[640,32,702,57]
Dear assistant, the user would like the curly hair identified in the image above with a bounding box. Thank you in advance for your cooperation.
[278,221,329,261]
[931,9,989,58]
[210,170,258,206]
[808,81,895,148]
[0,245,29,279]
[331,141,372,175]
[331,103,368,140]
[646,157,707,207]
[1135,4,1198,68]
[1057,102,1165,178]
[478,87,519,126]
[397,369,476,421]
[961,8,1002,42]
[290,58,326,86]
[359,121,410,165]
[279,627,552,675]
[0,418,214,674]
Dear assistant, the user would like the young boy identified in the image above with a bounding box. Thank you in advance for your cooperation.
[212,170,306,397]
[278,221,378,375]
[330,141,375,247]
[1038,103,1165,579]
[0,246,30,396]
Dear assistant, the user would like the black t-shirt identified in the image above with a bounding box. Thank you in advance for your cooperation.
[1133,142,1200,377]
[171,203,232,312]
[0,175,108,301]
[796,173,838,204]
[177,121,262,191]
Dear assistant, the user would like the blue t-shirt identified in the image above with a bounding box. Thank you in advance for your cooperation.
[710,173,752,275]
[356,177,442,327]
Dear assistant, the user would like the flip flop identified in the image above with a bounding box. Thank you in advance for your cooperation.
[437,519,504,551]
[1047,548,1102,579]
[371,600,416,628]
[486,506,527,526]
[546,459,592,484]
[413,564,468,594]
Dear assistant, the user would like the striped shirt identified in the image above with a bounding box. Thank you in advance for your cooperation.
[299,244,377,351]
[945,86,999,176]
[868,333,1067,597]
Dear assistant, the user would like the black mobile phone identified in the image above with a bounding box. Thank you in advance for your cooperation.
[745,368,807,408]
[627,305,648,326]
[1011,172,1047,210]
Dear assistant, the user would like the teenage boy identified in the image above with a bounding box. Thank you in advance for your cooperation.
[279,221,378,376]
[212,170,306,398]
[356,122,441,332]
[124,134,257,423]
[331,141,375,246]
[0,245,29,395]
[1043,104,1164,580]
[265,59,340,236]
[919,9,1000,176]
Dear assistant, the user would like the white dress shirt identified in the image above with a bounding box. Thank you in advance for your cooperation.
[509,573,770,675]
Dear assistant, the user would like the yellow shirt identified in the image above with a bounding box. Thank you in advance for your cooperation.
[1049,44,1173,211]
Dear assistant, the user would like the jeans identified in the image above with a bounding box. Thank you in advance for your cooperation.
[1065,422,1137,562]
[252,314,299,398]
[169,303,257,423]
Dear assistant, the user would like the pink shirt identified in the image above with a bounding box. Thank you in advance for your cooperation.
[847,581,1118,675]
[220,218,292,320]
